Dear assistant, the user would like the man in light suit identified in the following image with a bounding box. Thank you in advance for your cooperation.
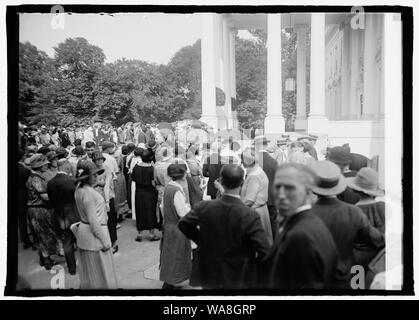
[47,159,80,275]
[179,164,270,289]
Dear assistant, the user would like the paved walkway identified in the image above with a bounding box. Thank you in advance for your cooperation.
[17,218,163,290]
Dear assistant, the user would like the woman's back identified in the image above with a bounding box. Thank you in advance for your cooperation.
[132,164,154,188]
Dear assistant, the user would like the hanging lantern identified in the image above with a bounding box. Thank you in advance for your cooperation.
[285,77,295,91]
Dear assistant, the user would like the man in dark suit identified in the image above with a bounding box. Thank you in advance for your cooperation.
[17,149,32,249]
[262,163,338,290]
[47,159,80,275]
[202,142,223,199]
[254,136,279,240]
[310,161,384,289]
[342,143,369,172]
[327,146,361,204]
[179,164,270,289]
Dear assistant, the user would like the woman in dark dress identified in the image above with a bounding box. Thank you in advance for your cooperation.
[132,149,160,241]
[26,154,58,270]
[347,167,385,268]
[160,163,192,289]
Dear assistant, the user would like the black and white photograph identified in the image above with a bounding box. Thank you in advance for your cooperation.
[1,0,416,301]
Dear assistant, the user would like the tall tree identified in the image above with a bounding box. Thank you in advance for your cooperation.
[19,42,55,122]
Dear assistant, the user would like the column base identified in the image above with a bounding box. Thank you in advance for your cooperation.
[307,115,329,134]
[294,117,307,131]
[200,114,219,131]
[264,114,286,135]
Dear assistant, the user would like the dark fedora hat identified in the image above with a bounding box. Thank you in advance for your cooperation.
[72,145,86,156]
[310,160,347,196]
[326,146,352,165]
[76,160,104,182]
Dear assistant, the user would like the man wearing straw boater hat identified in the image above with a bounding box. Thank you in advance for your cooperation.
[310,161,384,289]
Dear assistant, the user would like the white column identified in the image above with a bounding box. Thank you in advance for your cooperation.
[383,12,402,291]
[307,13,328,134]
[222,17,233,129]
[349,29,361,119]
[229,28,236,99]
[340,25,351,120]
[229,26,238,129]
[363,14,377,119]
[200,13,218,130]
[295,24,307,131]
[265,14,285,134]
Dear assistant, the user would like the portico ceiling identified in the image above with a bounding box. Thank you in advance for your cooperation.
[228,13,357,29]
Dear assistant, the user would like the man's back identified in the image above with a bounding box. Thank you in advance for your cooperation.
[263,210,338,290]
[178,195,270,289]
[47,173,80,229]
[256,151,277,206]
[312,197,384,287]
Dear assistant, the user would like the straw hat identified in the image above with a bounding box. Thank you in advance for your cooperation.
[29,154,50,170]
[310,160,347,196]
[346,167,384,197]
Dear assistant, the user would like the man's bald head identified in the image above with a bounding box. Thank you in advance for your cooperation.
[220,164,244,190]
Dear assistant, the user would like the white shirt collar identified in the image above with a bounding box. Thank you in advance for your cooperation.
[223,193,241,200]
[57,171,68,175]
[294,204,312,214]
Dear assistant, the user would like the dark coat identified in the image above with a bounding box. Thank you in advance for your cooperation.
[202,153,223,198]
[349,153,369,172]
[178,195,270,289]
[261,210,338,290]
[17,162,31,204]
[256,151,277,207]
[47,173,80,230]
[312,197,385,288]
[337,187,361,205]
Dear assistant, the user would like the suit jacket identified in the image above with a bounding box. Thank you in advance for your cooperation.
[17,162,31,204]
[312,197,384,288]
[349,153,369,172]
[178,195,270,289]
[262,210,338,290]
[47,173,80,230]
[256,151,277,207]
[202,153,223,198]
[337,187,361,205]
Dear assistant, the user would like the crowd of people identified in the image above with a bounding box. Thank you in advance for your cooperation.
[16,120,386,290]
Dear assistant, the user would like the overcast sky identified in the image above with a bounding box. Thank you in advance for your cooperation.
[19,13,204,65]
[19,13,256,65]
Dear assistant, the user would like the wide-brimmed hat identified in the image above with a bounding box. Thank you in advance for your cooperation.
[253,135,270,145]
[346,167,384,197]
[71,145,86,156]
[45,151,59,162]
[310,160,347,196]
[76,160,104,182]
[29,154,50,170]
[101,141,115,151]
[91,151,106,162]
[326,146,352,166]
[55,147,69,159]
